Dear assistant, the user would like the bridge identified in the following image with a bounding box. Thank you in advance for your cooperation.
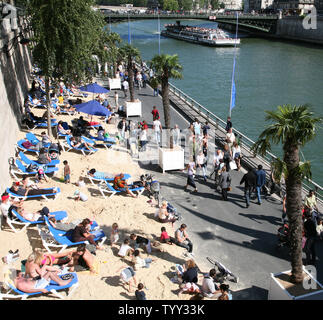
[102,12,279,34]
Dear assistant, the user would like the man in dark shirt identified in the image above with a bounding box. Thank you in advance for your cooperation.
[304,211,317,265]
[202,121,210,137]
[225,117,232,133]
[240,169,257,208]
[130,234,152,254]
[256,165,266,205]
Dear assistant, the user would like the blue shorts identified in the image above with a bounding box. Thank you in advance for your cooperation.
[64,174,70,181]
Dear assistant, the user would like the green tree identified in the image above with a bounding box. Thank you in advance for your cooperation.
[211,0,220,9]
[220,2,225,8]
[181,0,193,10]
[252,105,322,283]
[163,0,179,11]
[119,44,141,102]
[25,0,106,137]
[150,54,183,148]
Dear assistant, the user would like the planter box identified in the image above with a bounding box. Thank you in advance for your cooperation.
[159,146,184,174]
[108,78,121,90]
[126,100,142,118]
[269,267,323,300]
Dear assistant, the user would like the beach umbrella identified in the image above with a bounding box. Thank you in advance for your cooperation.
[79,83,110,94]
[74,100,112,117]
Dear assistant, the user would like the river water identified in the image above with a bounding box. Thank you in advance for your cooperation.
[110,19,323,186]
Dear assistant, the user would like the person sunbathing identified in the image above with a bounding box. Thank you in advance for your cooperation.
[25,252,60,278]
[69,244,96,274]
[70,136,92,151]
[9,181,57,197]
[14,270,73,294]
[114,173,137,198]
[57,121,71,135]
[36,250,74,268]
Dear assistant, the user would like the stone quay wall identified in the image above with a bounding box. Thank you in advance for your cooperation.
[0,23,32,193]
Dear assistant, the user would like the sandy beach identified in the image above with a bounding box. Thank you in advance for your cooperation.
[0,101,210,300]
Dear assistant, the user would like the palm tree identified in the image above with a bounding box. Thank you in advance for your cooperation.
[150,54,183,148]
[252,104,321,283]
[120,44,141,102]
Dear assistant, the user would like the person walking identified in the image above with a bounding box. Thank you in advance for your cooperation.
[153,117,162,146]
[122,79,129,98]
[151,106,160,121]
[225,116,232,133]
[196,150,207,182]
[240,168,257,208]
[114,91,119,109]
[255,165,266,205]
[304,210,317,265]
[219,167,231,201]
[184,158,197,193]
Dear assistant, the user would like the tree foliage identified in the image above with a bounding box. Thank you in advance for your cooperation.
[252,104,322,283]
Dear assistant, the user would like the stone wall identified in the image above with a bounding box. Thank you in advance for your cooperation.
[276,16,323,45]
[0,23,32,193]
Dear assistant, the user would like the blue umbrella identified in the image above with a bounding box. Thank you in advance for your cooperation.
[79,83,109,94]
[74,100,112,117]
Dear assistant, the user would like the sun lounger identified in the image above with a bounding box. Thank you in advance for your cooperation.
[25,132,40,145]
[6,209,67,233]
[16,139,40,154]
[10,158,58,180]
[1,270,79,300]
[19,151,59,168]
[28,113,58,129]
[6,187,60,201]
[27,94,46,109]
[38,216,106,253]
[98,181,144,199]
[87,135,116,149]
[63,136,97,156]
[87,171,131,186]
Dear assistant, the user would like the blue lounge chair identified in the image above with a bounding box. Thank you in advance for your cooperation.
[87,171,131,186]
[39,216,106,252]
[25,132,40,145]
[87,134,116,149]
[6,187,60,201]
[63,136,97,156]
[3,271,79,299]
[19,151,59,168]
[16,139,40,154]
[28,95,46,109]
[6,208,67,233]
[28,113,58,129]
[98,181,144,199]
[10,158,58,180]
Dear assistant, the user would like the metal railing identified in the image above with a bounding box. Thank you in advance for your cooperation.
[168,82,323,205]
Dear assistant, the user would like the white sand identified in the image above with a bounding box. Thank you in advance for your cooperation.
[0,104,210,300]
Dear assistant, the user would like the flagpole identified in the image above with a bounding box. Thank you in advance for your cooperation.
[128,12,131,45]
[158,11,161,54]
[229,12,239,118]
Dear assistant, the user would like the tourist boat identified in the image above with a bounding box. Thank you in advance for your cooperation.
[161,21,240,47]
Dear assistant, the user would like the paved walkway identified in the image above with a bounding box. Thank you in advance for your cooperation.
[102,80,323,300]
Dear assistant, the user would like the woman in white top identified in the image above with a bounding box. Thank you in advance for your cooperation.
[232,141,242,171]
[139,127,148,152]
[196,151,207,181]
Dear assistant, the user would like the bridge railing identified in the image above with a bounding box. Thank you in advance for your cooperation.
[168,82,323,205]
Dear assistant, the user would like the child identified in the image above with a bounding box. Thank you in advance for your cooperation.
[135,283,147,300]
[76,176,86,188]
[160,227,175,245]
[110,223,119,248]
[63,160,70,184]
[35,168,48,184]
[73,190,88,202]
[118,239,134,258]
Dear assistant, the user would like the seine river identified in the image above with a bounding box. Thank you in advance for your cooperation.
[110,19,323,186]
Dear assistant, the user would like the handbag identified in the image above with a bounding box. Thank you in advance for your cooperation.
[229,161,237,170]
